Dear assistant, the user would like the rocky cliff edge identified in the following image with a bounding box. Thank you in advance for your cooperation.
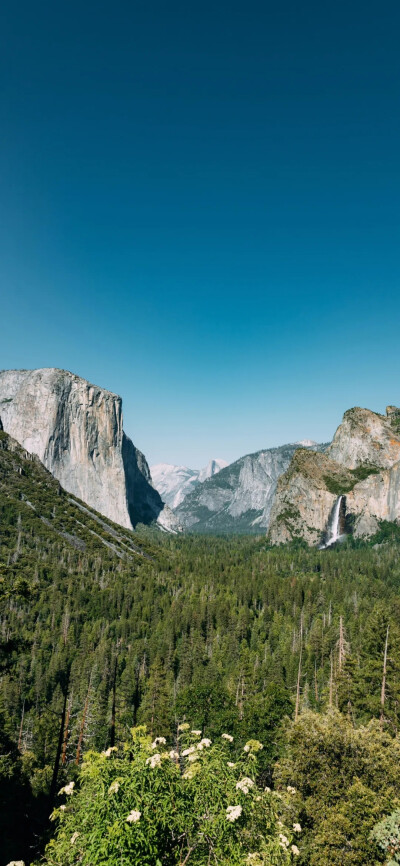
[268,406,400,545]
[0,368,180,533]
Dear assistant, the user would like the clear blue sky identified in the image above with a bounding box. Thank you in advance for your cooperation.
[1,0,399,467]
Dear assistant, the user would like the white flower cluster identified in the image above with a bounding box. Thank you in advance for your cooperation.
[293,822,302,833]
[222,733,234,742]
[291,845,300,856]
[182,746,196,757]
[169,750,179,760]
[197,738,211,750]
[146,753,161,768]
[178,722,190,732]
[236,777,254,794]
[287,785,296,794]
[226,804,242,822]
[6,862,25,866]
[70,832,80,845]
[243,740,263,753]
[279,833,289,849]
[227,761,236,768]
[191,729,202,736]
[183,764,200,780]
[126,809,141,823]
[151,736,166,748]
[101,746,117,757]
[108,780,120,795]
[58,781,74,796]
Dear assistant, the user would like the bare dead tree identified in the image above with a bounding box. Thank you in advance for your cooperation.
[380,624,390,730]
[295,641,302,721]
[76,676,92,765]
[329,650,334,709]
[18,700,25,751]
[314,659,319,703]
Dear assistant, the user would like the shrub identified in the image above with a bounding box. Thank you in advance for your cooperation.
[41,726,297,866]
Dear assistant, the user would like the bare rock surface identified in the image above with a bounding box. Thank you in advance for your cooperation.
[0,368,180,533]
[268,405,400,545]
[175,443,328,534]
[328,406,400,469]
[151,458,228,509]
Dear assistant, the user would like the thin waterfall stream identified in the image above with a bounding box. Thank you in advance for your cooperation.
[320,495,345,548]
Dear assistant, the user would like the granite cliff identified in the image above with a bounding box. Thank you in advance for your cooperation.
[174,442,327,534]
[268,406,400,546]
[0,368,179,532]
[151,458,228,509]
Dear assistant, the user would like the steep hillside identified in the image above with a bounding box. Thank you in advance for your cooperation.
[0,368,179,532]
[0,429,158,562]
[3,426,400,864]
[175,443,327,533]
[268,406,400,545]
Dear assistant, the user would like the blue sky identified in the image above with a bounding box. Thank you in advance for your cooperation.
[1,0,400,467]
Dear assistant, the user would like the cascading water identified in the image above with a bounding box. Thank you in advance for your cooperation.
[320,495,345,549]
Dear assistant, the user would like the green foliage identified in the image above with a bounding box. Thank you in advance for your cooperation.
[3,435,400,862]
[41,727,292,866]
[371,808,400,864]
[275,711,400,865]
[323,463,380,495]
[370,521,400,545]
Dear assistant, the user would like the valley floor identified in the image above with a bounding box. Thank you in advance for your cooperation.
[2,449,400,864]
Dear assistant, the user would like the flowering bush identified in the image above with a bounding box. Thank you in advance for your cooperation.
[371,809,400,864]
[42,727,297,865]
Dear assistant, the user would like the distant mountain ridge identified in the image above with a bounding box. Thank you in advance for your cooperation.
[174,442,328,534]
[151,458,228,509]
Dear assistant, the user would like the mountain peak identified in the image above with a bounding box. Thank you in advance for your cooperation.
[151,457,229,509]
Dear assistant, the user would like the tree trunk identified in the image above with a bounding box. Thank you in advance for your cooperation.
[18,700,25,751]
[295,643,302,721]
[61,696,72,765]
[49,677,69,804]
[76,679,91,765]
[110,656,118,747]
[380,624,389,729]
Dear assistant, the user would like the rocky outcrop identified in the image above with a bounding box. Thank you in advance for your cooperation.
[175,443,327,534]
[0,368,180,532]
[268,449,355,546]
[151,459,228,510]
[268,406,400,546]
[346,461,400,537]
[327,407,400,469]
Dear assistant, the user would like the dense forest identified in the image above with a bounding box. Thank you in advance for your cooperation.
[2,430,400,865]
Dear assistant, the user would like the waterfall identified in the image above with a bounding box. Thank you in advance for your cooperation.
[320,496,344,549]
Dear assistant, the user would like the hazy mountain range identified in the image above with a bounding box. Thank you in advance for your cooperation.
[1,367,399,545]
[150,459,228,509]
[171,442,327,534]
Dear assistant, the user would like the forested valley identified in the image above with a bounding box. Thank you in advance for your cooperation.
[2,430,400,865]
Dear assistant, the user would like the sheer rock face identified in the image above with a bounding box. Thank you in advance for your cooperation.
[327,407,400,469]
[151,459,228,510]
[346,462,400,536]
[174,443,327,534]
[0,368,179,532]
[268,406,400,546]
